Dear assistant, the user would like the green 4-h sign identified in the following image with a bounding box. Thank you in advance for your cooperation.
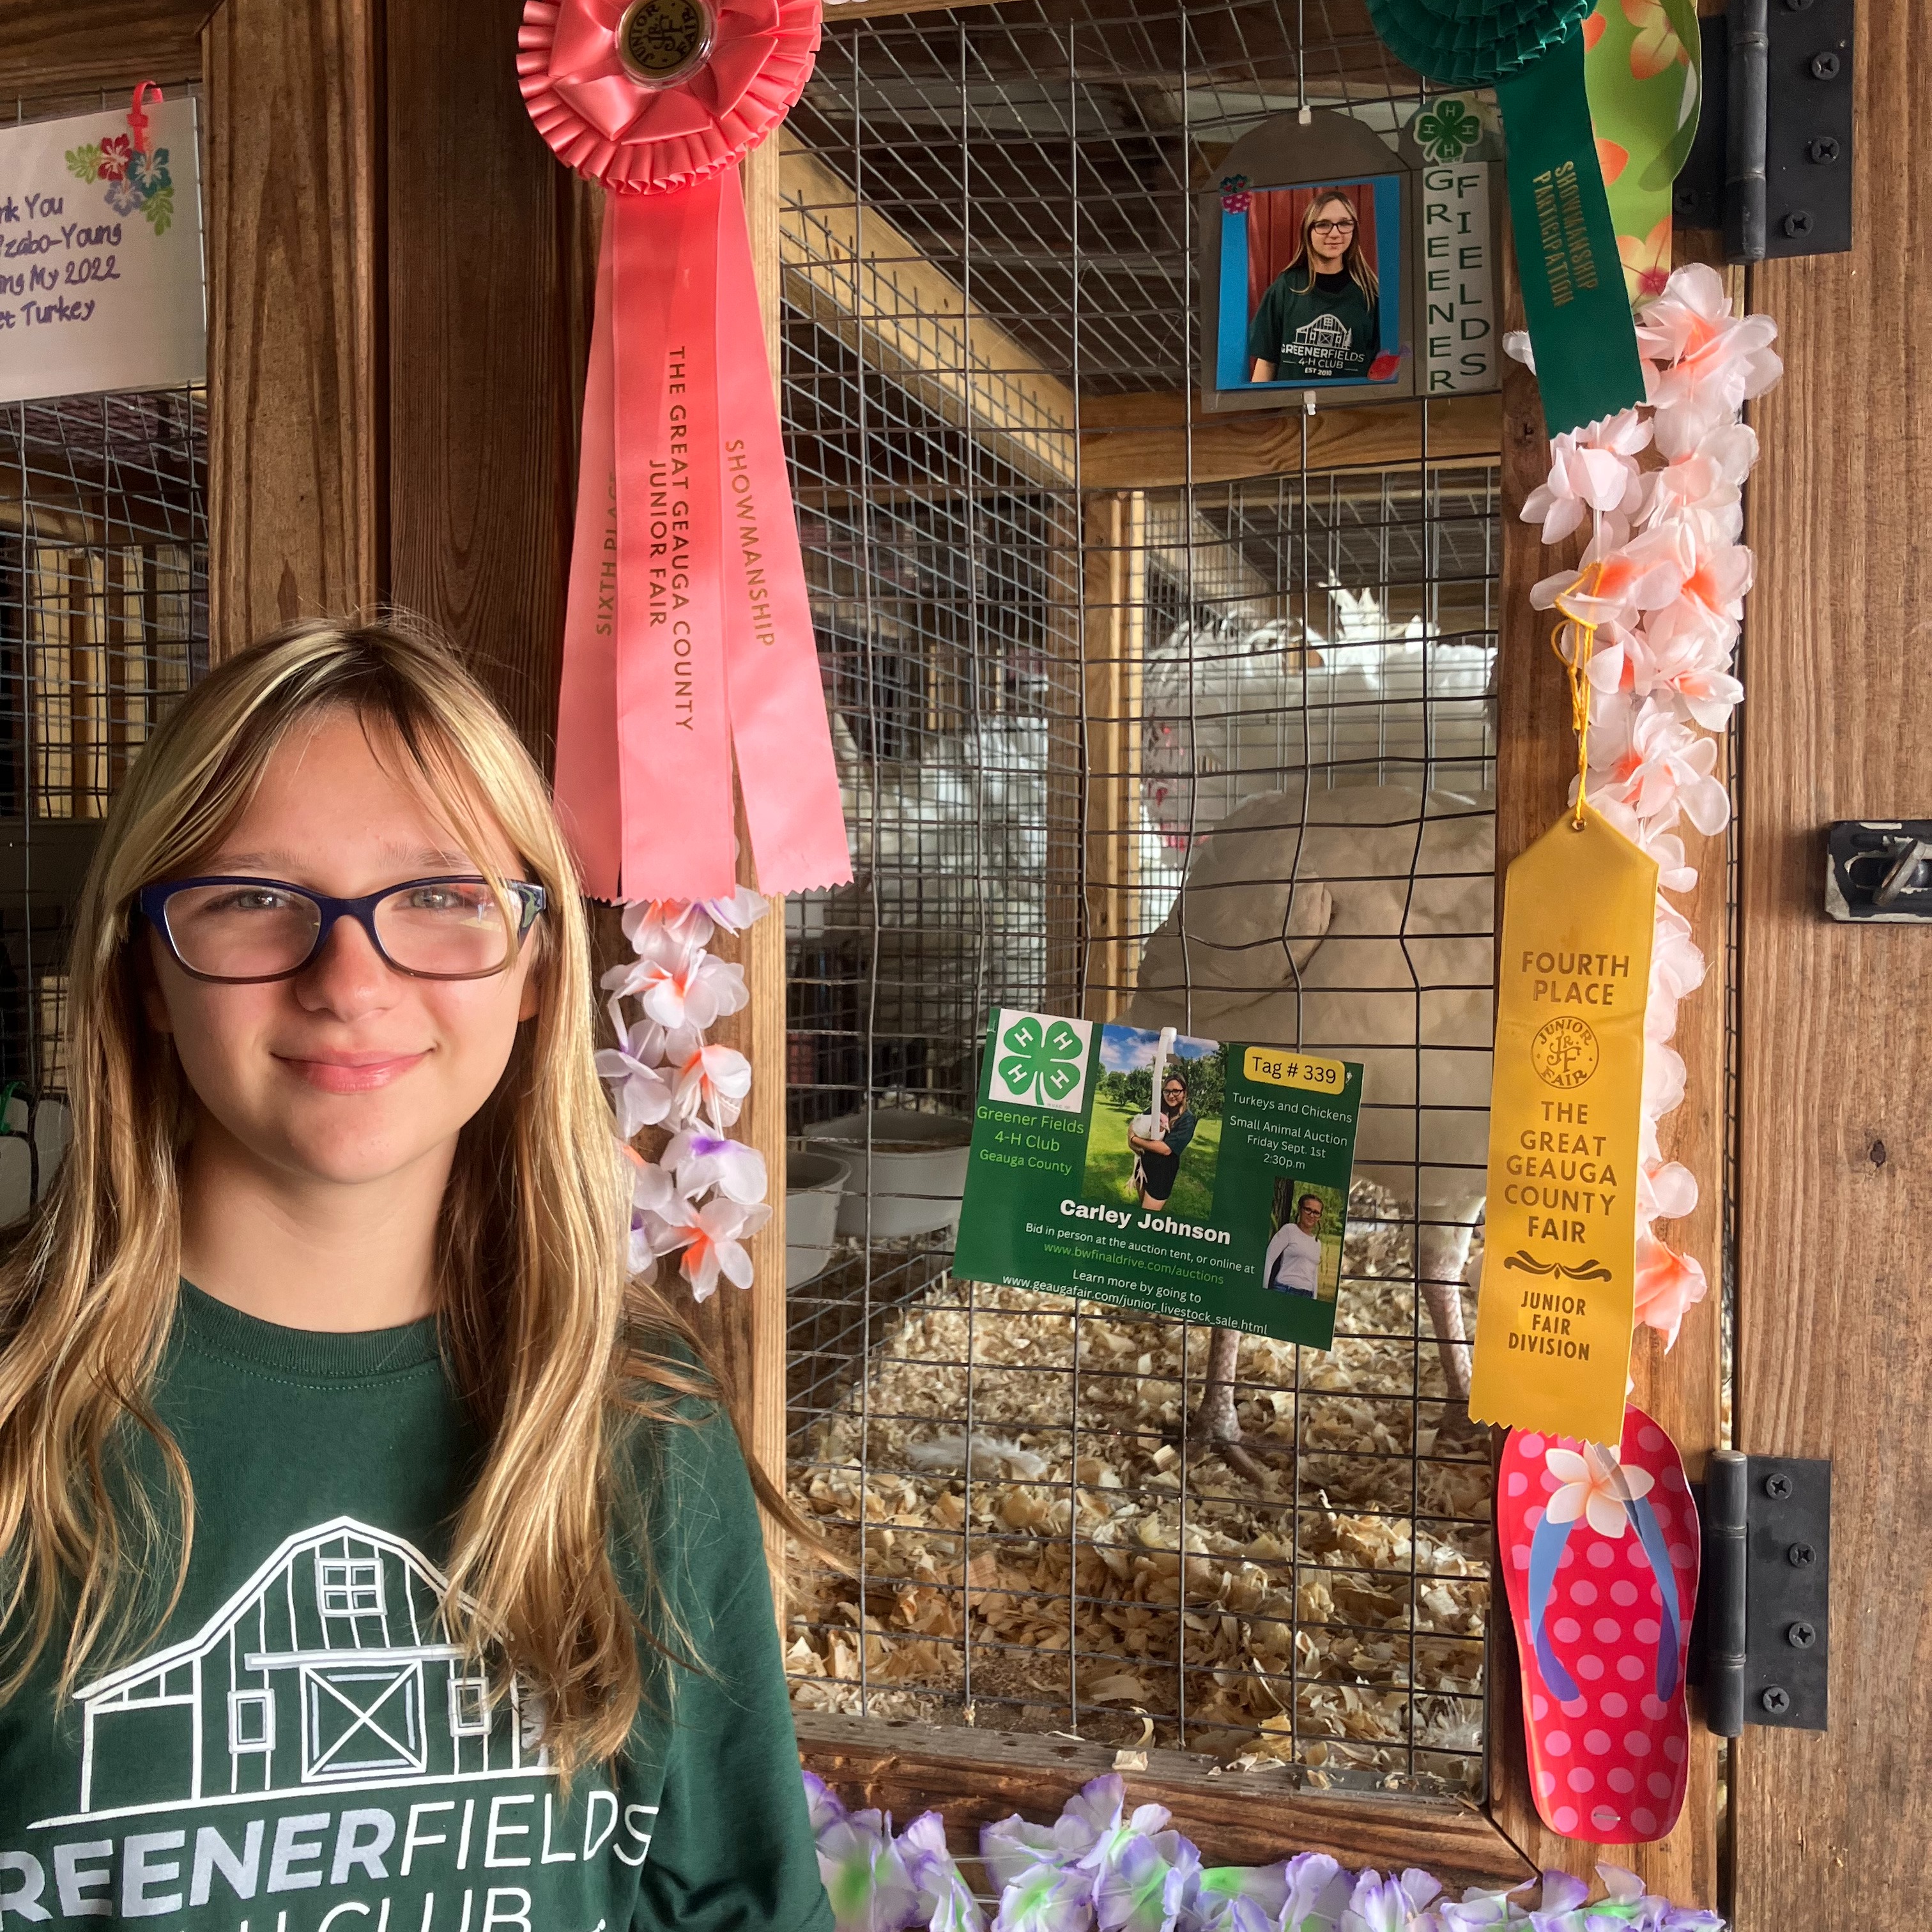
[988,1009,1094,1112]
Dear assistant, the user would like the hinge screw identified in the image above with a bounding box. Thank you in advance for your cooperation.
[1764,1472,1793,1500]
[1788,1621,1818,1649]
[1784,210,1815,238]
[1807,137,1841,164]
[1762,1686,1792,1715]
[1810,51,1842,80]
[1788,1541,1818,1567]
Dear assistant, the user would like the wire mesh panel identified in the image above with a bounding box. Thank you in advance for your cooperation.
[0,385,208,1213]
[781,1,1498,1798]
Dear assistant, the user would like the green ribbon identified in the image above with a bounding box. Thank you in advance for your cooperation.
[1367,0,1648,433]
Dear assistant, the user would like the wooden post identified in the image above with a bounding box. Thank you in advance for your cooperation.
[1731,3,1932,1919]
[203,0,384,649]
[1080,489,1145,1021]
[1488,233,1722,1906]
[686,133,792,1613]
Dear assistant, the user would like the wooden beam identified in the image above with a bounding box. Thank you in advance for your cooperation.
[1487,233,1721,1908]
[780,137,1078,488]
[1080,490,1144,1022]
[204,0,383,649]
[1080,392,1503,492]
[1733,0,1932,1918]
[384,0,588,759]
[797,1711,1536,1892]
[0,0,208,99]
[693,135,793,1620]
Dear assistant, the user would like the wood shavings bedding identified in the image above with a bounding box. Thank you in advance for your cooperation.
[786,1180,1492,1797]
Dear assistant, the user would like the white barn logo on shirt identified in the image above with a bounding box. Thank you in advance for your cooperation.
[49,1515,550,1823]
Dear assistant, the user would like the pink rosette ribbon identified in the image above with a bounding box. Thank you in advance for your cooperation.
[518,0,850,900]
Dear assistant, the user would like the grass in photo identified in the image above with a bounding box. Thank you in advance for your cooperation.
[1082,1023,1225,1220]
[1261,1177,1346,1303]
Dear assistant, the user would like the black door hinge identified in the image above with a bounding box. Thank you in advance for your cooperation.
[1696,1451,1830,1736]
[1672,0,1854,261]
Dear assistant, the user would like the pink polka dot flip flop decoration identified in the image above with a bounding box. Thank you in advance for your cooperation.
[1498,1404,1700,1844]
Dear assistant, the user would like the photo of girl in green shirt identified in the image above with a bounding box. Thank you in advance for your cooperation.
[1248,187,1383,384]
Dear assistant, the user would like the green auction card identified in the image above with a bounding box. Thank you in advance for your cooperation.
[953,1008,1366,1348]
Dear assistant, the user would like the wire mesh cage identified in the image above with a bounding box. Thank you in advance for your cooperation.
[0,384,209,1215]
[778,2,1498,1797]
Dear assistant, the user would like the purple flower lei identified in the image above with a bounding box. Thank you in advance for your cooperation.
[802,1773,1724,1932]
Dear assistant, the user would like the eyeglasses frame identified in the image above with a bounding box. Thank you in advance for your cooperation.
[137,874,549,985]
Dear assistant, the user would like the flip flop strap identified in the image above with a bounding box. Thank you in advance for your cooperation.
[1526,1512,1581,1703]
[1625,1493,1684,1701]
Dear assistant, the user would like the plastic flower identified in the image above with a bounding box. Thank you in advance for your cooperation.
[983,1818,1070,1892]
[1428,1880,1531,1929]
[1637,1158,1698,1223]
[1638,422,1757,536]
[900,1813,986,1932]
[1544,1445,1654,1537]
[1634,1230,1709,1346]
[662,1128,768,1206]
[605,940,747,1032]
[1583,622,1742,733]
[595,1020,677,1137]
[1520,411,1650,544]
[804,1770,848,1835]
[671,1039,753,1128]
[1094,1833,1200,1932]
[1644,1038,1687,1121]
[648,1193,770,1301]
[1339,1869,1440,1932]
[1188,1865,1287,1932]
[1280,1853,1354,1931]
[816,1808,920,1932]
[1533,523,1685,632]
[995,1864,1095,1932]
[1636,265,1782,457]
[1586,702,1729,836]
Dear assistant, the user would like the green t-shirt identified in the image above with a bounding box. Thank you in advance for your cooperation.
[0,1285,832,1932]
[1247,268,1381,381]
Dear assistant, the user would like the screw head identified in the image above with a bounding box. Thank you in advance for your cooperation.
[1788,1621,1818,1649]
[1811,50,1842,80]
[1784,210,1815,238]
[1764,1471,1794,1500]
[1807,136,1842,164]
[1762,1685,1792,1715]
[1788,1541,1818,1567]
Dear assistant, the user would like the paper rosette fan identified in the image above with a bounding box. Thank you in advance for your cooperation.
[517,0,851,901]
[1365,0,1645,433]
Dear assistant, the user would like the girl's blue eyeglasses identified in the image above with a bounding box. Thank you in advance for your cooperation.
[137,876,548,985]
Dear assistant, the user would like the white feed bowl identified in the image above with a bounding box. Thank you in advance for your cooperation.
[806,1110,973,1241]
[786,1150,850,1289]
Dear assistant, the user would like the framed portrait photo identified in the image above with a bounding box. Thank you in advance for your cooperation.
[1218,175,1403,394]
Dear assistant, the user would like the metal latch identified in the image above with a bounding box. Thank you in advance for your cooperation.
[1701,1451,1830,1736]
[1825,820,1932,921]
[1673,0,1854,261]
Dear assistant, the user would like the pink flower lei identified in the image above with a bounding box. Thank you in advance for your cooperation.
[1513,264,1782,1349]
[599,889,772,1303]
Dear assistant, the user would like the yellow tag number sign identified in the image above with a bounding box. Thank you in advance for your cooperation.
[1243,1047,1347,1094]
[1469,808,1658,1446]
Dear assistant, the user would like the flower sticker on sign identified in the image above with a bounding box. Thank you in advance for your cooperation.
[989,1012,1094,1112]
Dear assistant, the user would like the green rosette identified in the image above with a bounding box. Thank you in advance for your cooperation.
[1367,0,1647,433]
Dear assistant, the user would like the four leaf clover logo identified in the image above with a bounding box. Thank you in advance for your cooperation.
[1416,98,1481,162]
[997,1016,1087,1107]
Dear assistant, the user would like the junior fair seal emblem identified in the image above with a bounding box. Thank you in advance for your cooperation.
[616,0,716,87]
[1531,1015,1599,1089]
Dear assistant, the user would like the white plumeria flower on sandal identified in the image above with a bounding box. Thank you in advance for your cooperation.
[1544,1443,1654,1538]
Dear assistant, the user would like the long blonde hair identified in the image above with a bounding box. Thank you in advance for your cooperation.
[0,617,711,1774]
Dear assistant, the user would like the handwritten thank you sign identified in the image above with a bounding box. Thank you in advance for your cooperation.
[0,98,204,406]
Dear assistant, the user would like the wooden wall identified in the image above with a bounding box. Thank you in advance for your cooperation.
[1732,4,1932,1922]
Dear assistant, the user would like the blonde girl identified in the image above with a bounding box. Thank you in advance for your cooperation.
[0,619,829,1932]
[1248,188,1384,383]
